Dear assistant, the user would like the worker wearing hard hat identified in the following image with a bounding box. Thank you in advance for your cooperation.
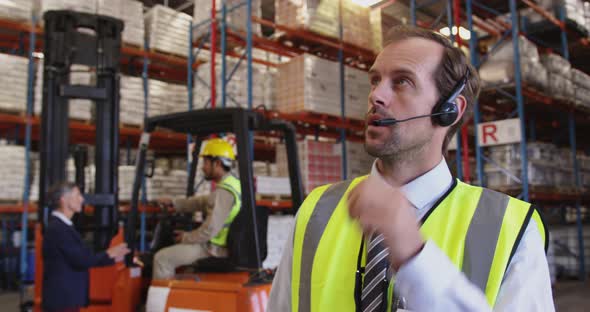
[152,138,242,279]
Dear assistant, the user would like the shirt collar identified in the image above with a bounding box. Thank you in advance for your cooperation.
[370,158,453,211]
[52,210,73,226]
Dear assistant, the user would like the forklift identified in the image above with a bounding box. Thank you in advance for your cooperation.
[126,108,304,311]
[33,10,144,312]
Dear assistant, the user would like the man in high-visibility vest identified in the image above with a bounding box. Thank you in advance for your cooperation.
[152,138,242,279]
[268,25,553,311]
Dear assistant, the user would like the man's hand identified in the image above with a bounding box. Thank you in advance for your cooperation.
[347,176,425,271]
[174,230,186,243]
[106,243,131,263]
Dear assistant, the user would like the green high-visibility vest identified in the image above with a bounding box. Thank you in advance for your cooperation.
[289,176,547,311]
[209,174,242,247]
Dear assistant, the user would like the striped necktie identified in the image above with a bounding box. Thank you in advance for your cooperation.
[361,233,390,312]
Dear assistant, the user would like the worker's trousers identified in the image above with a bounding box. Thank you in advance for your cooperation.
[153,243,209,279]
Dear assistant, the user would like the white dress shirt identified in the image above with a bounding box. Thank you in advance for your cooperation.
[370,158,555,311]
[51,210,73,226]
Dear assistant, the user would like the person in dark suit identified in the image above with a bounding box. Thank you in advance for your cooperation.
[42,182,129,312]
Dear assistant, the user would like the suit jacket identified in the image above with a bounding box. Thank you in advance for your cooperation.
[42,215,114,310]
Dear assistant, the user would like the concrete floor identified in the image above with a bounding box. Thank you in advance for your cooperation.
[553,281,590,311]
[0,282,588,311]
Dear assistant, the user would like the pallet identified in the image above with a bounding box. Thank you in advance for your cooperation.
[273,110,364,126]
[150,47,188,60]
[122,42,144,51]
[556,187,582,196]
[256,193,291,201]
[0,108,27,116]
[120,122,143,129]
[274,27,375,64]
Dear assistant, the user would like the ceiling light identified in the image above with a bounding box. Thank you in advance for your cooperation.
[439,26,471,40]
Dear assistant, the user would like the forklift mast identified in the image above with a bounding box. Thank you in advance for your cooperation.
[38,11,123,251]
[127,109,304,269]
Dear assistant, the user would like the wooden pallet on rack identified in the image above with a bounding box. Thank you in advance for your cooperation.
[256,193,291,202]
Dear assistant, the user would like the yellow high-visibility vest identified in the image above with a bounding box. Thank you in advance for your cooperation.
[289,176,547,311]
[209,175,241,247]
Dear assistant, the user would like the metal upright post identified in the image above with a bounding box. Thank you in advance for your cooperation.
[188,21,194,111]
[246,0,253,111]
[410,0,417,26]
[446,0,463,180]
[339,0,347,180]
[20,14,36,296]
[246,0,255,159]
[187,21,195,202]
[221,1,228,108]
[509,0,529,202]
[211,0,218,108]
[140,37,150,252]
[558,6,569,60]
[569,113,585,280]
[466,0,483,186]
[446,0,455,43]
[558,6,583,280]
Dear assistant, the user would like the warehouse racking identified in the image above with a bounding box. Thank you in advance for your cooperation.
[405,0,590,280]
[0,0,589,297]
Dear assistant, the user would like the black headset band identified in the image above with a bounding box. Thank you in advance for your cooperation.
[434,71,469,110]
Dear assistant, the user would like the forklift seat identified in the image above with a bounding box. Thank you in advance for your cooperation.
[193,205,269,273]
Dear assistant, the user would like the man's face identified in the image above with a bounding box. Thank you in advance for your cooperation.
[63,187,84,213]
[201,158,215,181]
[365,38,444,160]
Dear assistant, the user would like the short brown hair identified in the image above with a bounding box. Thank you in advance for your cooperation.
[384,25,481,154]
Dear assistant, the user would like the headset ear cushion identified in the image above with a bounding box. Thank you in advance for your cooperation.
[435,101,459,127]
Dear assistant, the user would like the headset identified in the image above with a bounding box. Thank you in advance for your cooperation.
[371,72,469,127]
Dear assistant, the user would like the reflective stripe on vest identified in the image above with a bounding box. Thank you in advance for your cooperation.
[209,175,241,247]
[291,176,547,311]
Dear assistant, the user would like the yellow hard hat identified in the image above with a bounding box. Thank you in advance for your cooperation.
[199,138,236,160]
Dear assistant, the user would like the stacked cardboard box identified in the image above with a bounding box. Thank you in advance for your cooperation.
[479,36,548,91]
[524,0,588,34]
[148,79,188,116]
[193,57,275,108]
[337,141,374,179]
[121,0,144,47]
[120,75,145,126]
[0,145,31,201]
[275,0,373,49]
[193,0,261,38]
[165,83,189,114]
[97,0,145,47]
[549,225,590,279]
[541,53,575,101]
[146,168,188,200]
[264,215,295,269]
[570,69,590,109]
[275,54,369,120]
[484,142,576,189]
[118,165,137,201]
[0,0,33,22]
[145,5,191,57]
[34,61,93,121]
[276,138,342,193]
[35,0,96,19]
[0,54,29,113]
[256,176,291,196]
